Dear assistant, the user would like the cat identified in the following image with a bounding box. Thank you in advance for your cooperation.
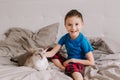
[10,48,50,71]
[24,48,49,71]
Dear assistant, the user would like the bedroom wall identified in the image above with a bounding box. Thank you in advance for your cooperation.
[0,0,120,44]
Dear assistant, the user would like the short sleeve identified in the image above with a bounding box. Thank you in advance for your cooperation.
[81,38,94,54]
[58,34,67,46]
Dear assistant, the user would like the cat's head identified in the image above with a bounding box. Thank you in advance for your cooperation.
[28,48,48,59]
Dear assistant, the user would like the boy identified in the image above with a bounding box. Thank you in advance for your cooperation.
[45,9,95,80]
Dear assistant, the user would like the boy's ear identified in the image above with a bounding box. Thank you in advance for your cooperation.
[81,21,84,29]
[82,21,84,26]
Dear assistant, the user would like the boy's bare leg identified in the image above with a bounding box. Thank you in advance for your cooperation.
[51,59,65,71]
[72,72,83,80]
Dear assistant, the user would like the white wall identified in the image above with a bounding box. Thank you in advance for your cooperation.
[0,0,120,43]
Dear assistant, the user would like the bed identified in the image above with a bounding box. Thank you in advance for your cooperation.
[0,23,120,80]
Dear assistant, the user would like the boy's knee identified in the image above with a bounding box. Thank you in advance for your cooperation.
[72,72,83,80]
[51,59,59,62]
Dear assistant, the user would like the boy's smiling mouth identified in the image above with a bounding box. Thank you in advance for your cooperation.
[70,30,78,33]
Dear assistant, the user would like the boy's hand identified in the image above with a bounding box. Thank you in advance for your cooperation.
[63,59,75,66]
[63,59,73,66]
[63,60,69,67]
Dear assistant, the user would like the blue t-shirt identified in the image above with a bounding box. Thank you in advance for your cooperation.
[58,32,93,60]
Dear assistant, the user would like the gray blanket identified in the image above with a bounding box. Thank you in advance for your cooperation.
[0,27,120,80]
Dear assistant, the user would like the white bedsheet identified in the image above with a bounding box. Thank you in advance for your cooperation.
[0,57,72,80]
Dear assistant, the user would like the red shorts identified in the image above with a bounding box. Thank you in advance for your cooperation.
[65,62,84,76]
[47,48,85,76]
[47,48,66,63]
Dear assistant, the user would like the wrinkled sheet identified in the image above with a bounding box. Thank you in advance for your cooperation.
[0,28,72,80]
[0,56,72,80]
[84,52,120,80]
[0,28,120,80]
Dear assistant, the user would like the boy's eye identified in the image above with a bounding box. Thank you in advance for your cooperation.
[68,23,72,26]
[75,23,79,26]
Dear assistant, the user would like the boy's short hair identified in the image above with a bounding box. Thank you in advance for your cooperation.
[64,9,83,23]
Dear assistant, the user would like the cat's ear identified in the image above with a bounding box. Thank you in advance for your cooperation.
[28,48,35,53]
[42,48,48,54]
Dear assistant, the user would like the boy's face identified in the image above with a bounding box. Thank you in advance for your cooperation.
[65,16,84,39]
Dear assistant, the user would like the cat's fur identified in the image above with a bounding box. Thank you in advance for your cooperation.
[24,48,49,71]
[10,48,50,71]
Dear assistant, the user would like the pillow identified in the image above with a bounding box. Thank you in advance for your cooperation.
[88,37,120,54]
[88,37,113,54]
[0,27,33,57]
[33,23,59,48]
[102,37,120,54]
[0,23,59,58]
[10,23,59,65]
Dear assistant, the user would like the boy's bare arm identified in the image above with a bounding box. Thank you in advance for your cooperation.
[63,51,95,66]
[45,44,61,58]
[76,52,95,66]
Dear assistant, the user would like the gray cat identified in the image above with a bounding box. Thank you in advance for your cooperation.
[11,48,49,71]
[24,48,49,71]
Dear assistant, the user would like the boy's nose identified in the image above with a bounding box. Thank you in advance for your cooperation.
[71,26,76,30]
